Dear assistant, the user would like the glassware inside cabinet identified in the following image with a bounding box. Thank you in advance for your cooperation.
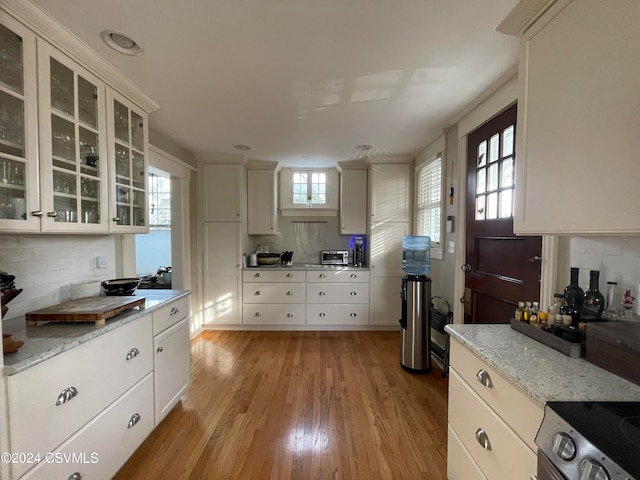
[132,189,145,226]
[114,100,129,142]
[79,128,99,174]
[81,176,99,199]
[51,115,76,165]
[1,158,25,186]
[131,111,143,150]
[0,24,23,94]
[50,58,74,117]
[0,91,24,157]
[81,198,99,224]
[116,204,130,226]
[77,76,97,128]
[115,143,130,182]
[53,169,77,196]
[132,151,144,188]
[53,195,77,223]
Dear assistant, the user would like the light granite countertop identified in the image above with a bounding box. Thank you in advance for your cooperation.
[445,324,640,408]
[243,264,369,271]
[1,290,191,375]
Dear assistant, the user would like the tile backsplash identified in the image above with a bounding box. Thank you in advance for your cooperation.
[569,236,640,314]
[0,235,116,320]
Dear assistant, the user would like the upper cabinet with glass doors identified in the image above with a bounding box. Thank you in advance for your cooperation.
[0,15,40,232]
[107,89,148,233]
[37,39,109,232]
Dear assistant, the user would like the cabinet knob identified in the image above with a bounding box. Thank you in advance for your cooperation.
[350,274,357,278]
[254,312,262,317]
[236,213,240,216]
[170,306,179,315]
[46,211,58,218]
[319,291,326,296]
[319,273,326,278]
[475,369,493,388]
[56,386,79,406]
[157,347,164,353]
[474,428,492,451]
[126,347,140,360]
[286,273,293,278]
[127,413,141,429]
[319,313,326,317]
[255,291,261,295]
[68,473,82,480]
[350,313,357,317]
[286,313,293,318]
[350,292,357,296]
[31,210,43,217]
[286,291,293,295]
[254,273,261,277]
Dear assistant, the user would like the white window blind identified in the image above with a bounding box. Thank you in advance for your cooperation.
[416,156,442,244]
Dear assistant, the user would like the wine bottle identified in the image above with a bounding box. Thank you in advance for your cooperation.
[582,270,604,319]
[563,267,584,312]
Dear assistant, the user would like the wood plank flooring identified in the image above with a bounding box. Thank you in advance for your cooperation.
[114,331,449,480]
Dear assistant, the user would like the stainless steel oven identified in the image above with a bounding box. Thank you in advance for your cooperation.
[321,250,348,265]
[535,401,640,480]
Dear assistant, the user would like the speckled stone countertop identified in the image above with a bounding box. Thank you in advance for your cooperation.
[445,324,640,407]
[243,264,369,271]
[1,290,190,375]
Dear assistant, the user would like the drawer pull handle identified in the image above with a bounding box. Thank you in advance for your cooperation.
[350,292,357,296]
[286,291,293,295]
[255,291,262,295]
[68,473,82,480]
[475,369,493,388]
[56,386,79,406]
[350,274,357,278]
[170,306,179,315]
[319,291,326,296]
[474,428,491,451]
[126,347,140,360]
[350,313,357,317]
[286,273,293,278]
[254,312,262,317]
[319,274,326,278]
[254,273,261,277]
[157,347,164,353]
[287,313,293,318]
[128,413,141,429]
[319,313,326,317]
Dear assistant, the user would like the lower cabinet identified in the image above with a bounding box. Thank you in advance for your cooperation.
[306,270,369,326]
[447,339,542,480]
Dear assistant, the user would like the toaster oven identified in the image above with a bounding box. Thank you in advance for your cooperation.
[321,250,349,265]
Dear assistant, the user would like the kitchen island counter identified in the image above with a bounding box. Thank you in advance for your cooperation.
[2,290,190,375]
[446,323,640,407]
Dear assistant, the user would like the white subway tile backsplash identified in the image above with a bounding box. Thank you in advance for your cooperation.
[0,235,117,320]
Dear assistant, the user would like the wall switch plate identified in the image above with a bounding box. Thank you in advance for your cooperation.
[446,215,454,233]
[96,256,107,269]
[448,241,455,254]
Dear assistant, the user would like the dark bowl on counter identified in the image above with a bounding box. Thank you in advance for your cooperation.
[257,253,281,266]
[101,278,141,296]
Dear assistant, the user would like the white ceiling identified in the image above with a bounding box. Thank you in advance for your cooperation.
[30,0,519,167]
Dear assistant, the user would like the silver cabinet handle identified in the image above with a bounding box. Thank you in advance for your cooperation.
[47,211,58,217]
[476,369,493,388]
[68,473,82,480]
[350,274,357,278]
[170,306,179,315]
[126,347,140,360]
[319,313,326,317]
[255,290,262,295]
[56,386,79,406]
[350,292,357,296]
[31,210,43,217]
[319,291,326,296]
[286,273,293,278]
[474,428,491,450]
[350,313,357,317]
[157,347,164,353]
[127,413,141,429]
[287,313,293,318]
[254,273,261,277]
[112,217,120,222]
[286,291,293,295]
[254,312,262,317]
[319,274,326,278]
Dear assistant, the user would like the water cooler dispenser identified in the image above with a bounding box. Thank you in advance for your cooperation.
[399,235,432,373]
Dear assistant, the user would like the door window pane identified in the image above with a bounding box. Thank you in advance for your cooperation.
[489,133,499,163]
[478,141,486,167]
[502,125,514,157]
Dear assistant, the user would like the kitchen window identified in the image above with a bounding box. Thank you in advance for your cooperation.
[292,171,327,206]
[280,168,339,215]
[415,153,444,258]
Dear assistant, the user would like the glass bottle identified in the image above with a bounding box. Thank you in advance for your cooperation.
[523,301,532,323]
[602,282,622,321]
[564,267,584,313]
[515,301,525,321]
[582,270,605,319]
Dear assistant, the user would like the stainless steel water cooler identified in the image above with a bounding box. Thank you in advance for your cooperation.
[399,275,432,373]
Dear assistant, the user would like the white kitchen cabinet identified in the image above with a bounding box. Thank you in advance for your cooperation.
[247,167,277,234]
[106,88,149,233]
[447,338,543,480]
[242,269,305,325]
[513,0,640,234]
[369,163,411,224]
[37,39,111,233]
[203,222,242,324]
[305,270,369,326]
[339,168,367,235]
[201,163,244,222]
[242,283,306,304]
[0,14,40,232]
[154,317,190,424]
[279,167,339,215]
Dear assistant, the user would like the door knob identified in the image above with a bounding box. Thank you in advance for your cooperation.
[461,264,471,272]
[528,255,542,262]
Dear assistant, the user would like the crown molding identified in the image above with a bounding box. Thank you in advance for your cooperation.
[496,0,557,37]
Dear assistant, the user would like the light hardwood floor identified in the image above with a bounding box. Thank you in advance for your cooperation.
[115,331,449,480]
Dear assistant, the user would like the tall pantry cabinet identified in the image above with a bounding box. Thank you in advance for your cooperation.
[200,163,246,325]
[368,162,412,326]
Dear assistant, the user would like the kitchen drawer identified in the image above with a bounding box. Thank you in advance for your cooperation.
[243,304,306,325]
[7,315,152,478]
[449,371,537,480]
[243,269,304,283]
[152,296,189,335]
[447,425,487,480]
[305,269,369,283]
[449,340,543,451]
[242,283,305,304]
[306,305,369,325]
[306,283,369,304]
[21,373,154,480]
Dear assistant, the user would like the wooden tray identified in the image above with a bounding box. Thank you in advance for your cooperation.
[510,318,584,357]
[26,296,145,326]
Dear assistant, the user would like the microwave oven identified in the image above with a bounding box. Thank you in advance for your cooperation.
[321,250,349,265]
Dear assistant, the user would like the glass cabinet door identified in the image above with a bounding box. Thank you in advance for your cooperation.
[108,90,148,232]
[38,41,108,232]
[0,16,39,231]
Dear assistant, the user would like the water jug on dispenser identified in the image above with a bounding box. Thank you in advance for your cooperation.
[402,235,431,276]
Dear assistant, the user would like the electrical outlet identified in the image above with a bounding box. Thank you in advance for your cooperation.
[96,256,107,269]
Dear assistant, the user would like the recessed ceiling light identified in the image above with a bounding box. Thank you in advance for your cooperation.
[100,30,143,56]
[234,144,251,151]
[355,144,372,151]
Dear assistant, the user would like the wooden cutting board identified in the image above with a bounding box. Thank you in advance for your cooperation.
[25,296,146,326]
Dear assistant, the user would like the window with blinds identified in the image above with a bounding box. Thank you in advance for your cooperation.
[416,155,442,244]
